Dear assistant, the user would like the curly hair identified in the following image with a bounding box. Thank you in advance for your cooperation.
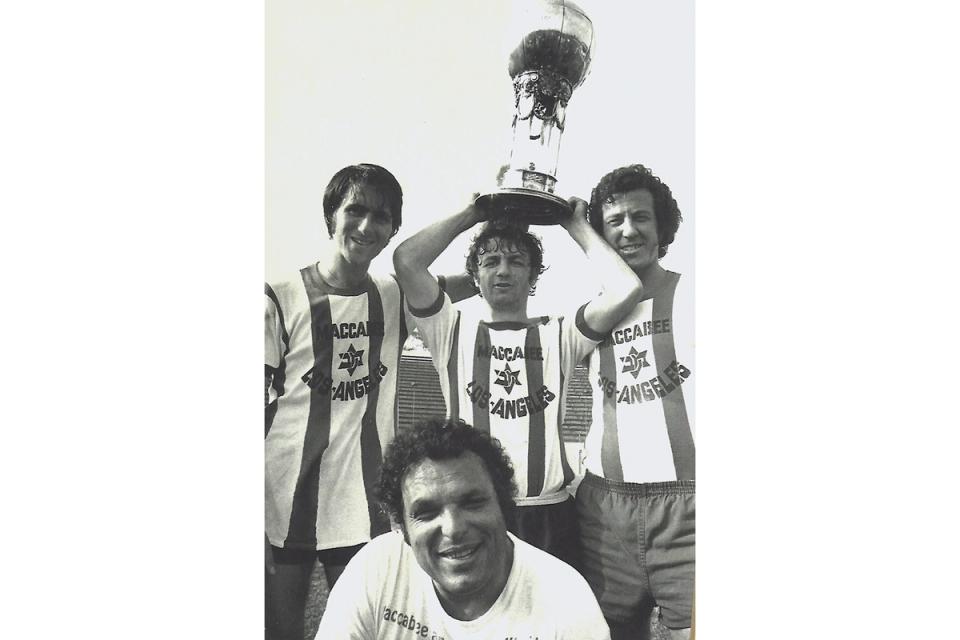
[588,164,683,259]
[322,163,403,237]
[377,418,518,531]
[464,222,547,296]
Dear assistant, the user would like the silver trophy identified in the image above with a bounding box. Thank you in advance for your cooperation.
[476,0,595,225]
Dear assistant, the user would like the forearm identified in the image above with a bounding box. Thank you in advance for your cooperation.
[393,203,483,309]
[394,205,482,275]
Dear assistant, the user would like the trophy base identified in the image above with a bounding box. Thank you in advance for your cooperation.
[475,189,571,226]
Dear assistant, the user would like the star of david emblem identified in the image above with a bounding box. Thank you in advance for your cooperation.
[337,344,365,377]
[620,346,651,379]
[493,361,523,395]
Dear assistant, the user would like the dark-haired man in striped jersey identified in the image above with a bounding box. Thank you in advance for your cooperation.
[393,198,643,569]
[576,164,695,640]
[265,164,476,640]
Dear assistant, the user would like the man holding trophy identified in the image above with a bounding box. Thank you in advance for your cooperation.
[392,196,642,568]
[391,0,641,569]
[577,164,695,640]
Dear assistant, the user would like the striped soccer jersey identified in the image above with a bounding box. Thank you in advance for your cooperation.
[583,270,695,483]
[265,265,408,551]
[412,293,602,506]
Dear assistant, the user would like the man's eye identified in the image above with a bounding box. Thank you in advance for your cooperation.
[606,217,622,226]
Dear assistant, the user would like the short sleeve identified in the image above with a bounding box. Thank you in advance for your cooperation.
[265,285,284,369]
[407,290,458,374]
[559,304,605,375]
[556,580,611,639]
[313,541,381,639]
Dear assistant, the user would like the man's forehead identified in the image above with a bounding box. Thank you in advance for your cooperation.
[402,453,492,499]
[603,188,655,216]
[344,183,393,215]
[477,236,529,257]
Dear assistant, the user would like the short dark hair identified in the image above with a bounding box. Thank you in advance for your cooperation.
[588,164,682,259]
[377,418,518,530]
[464,223,547,296]
[322,163,403,237]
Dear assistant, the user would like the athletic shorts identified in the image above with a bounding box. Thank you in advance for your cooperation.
[575,472,695,629]
[510,496,581,571]
[270,542,365,567]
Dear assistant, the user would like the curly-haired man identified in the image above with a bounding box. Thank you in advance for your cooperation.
[392,196,643,568]
[316,418,611,639]
[576,164,695,640]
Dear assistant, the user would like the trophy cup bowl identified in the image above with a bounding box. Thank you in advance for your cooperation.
[476,0,595,226]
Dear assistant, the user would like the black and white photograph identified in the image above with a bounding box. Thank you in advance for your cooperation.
[266,1,694,638]
[8,1,959,638]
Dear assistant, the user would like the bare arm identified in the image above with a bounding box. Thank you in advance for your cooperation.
[439,272,480,304]
[393,201,485,311]
[561,197,644,335]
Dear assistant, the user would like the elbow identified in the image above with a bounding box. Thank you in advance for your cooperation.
[626,278,644,306]
[392,242,415,277]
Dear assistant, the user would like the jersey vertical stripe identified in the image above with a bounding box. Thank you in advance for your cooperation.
[265,283,288,437]
[446,313,461,422]
[286,265,334,547]
[471,323,492,434]
[598,341,624,481]
[652,273,695,479]
[359,279,390,537]
[555,318,574,486]
[524,326,546,497]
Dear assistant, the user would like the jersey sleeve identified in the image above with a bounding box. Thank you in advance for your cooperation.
[264,284,284,369]
[406,288,458,374]
[313,541,381,639]
[265,285,287,406]
[560,303,606,375]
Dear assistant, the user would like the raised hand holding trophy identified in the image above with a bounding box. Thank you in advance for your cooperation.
[476,0,595,226]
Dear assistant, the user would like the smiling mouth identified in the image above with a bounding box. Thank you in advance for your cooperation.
[619,243,644,254]
[351,236,376,246]
[438,543,480,561]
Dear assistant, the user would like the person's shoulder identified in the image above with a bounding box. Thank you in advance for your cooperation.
[368,269,401,289]
[363,529,406,556]
[512,534,587,586]
[265,272,308,309]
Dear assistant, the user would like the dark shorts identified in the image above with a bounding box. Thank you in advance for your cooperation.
[510,496,581,571]
[576,472,695,629]
[270,542,365,568]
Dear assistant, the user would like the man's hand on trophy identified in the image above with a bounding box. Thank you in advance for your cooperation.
[559,196,588,230]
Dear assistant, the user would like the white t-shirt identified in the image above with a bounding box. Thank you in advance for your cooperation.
[316,530,611,640]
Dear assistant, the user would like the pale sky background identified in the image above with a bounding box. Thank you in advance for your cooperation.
[267,0,693,321]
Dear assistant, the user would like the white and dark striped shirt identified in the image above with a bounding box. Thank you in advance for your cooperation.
[265,265,408,550]
[583,271,695,483]
[412,292,602,506]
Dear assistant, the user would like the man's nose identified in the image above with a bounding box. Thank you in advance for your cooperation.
[357,214,373,234]
[439,507,466,538]
[621,219,639,238]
